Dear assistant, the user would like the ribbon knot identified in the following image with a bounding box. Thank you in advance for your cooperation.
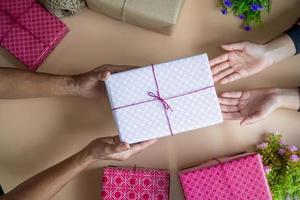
[147,91,173,112]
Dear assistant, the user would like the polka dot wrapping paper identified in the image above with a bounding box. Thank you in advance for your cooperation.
[101,167,170,200]
[0,0,69,71]
[178,153,273,200]
[105,54,223,144]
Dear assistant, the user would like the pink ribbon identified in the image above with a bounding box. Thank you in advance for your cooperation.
[147,91,173,112]
[112,64,215,136]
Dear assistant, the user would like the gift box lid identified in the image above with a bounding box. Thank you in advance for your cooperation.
[17,2,67,46]
[86,0,185,35]
[0,12,13,39]
[0,0,69,71]
[102,166,170,200]
[178,153,272,200]
[105,54,223,144]
[0,0,36,18]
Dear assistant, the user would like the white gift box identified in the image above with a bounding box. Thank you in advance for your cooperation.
[105,54,223,144]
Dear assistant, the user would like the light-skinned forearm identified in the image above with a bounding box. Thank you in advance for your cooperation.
[264,34,296,65]
[1,148,95,200]
[276,88,300,110]
[0,67,77,99]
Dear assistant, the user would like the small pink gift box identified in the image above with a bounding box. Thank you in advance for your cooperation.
[178,153,272,200]
[101,166,170,200]
[0,0,69,71]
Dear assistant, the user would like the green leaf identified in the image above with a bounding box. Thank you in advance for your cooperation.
[220,0,272,29]
[256,133,300,200]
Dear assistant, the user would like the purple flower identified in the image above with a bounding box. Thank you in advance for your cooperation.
[279,139,286,146]
[223,0,233,8]
[244,25,252,31]
[239,14,245,20]
[290,155,299,162]
[250,4,264,12]
[256,142,268,150]
[221,8,228,15]
[278,148,286,156]
[263,166,271,174]
[288,145,298,152]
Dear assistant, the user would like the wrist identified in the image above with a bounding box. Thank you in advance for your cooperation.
[264,34,296,64]
[77,147,98,166]
[58,75,79,96]
[262,44,276,67]
[275,88,300,110]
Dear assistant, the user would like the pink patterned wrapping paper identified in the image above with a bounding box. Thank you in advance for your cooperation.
[101,167,170,200]
[0,0,69,71]
[178,153,272,200]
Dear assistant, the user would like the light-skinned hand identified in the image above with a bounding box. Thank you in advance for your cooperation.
[219,88,281,125]
[210,42,273,84]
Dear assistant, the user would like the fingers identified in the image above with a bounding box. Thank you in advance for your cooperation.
[240,90,251,100]
[240,111,265,125]
[105,137,156,157]
[112,135,121,143]
[222,112,242,120]
[92,64,137,81]
[85,70,109,84]
[96,71,111,81]
[220,100,241,119]
[219,91,243,120]
[219,72,241,84]
[211,61,230,74]
[220,105,239,112]
[210,54,237,84]
[98,135,121,144]
[221,91,243,98]
[210,42,246,66]
[98,136,116,144]
[218,97,239,105]
[213,67,234,82]
[209,54,229,67]
[98,136,130,154]
[105,142,130,154]
[102,64,137,73]
[221,42,246,51]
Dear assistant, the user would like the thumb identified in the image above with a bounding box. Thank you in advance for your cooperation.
[221,42,246,51]
[96,70,111,81]
[105,142,130,154]
[240,111,265,125]
[79,71,109,89]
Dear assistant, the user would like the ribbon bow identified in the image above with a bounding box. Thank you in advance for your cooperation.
[147,91,173,112]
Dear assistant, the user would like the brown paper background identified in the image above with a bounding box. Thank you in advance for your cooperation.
[0,0,300,199]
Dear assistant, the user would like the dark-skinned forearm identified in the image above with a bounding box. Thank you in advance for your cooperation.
[1,148,95,200]
[0,67,77,99]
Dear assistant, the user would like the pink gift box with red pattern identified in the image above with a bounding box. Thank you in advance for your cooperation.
[178,153,272,200]
[0,0,69,71]
[101,166,170,200]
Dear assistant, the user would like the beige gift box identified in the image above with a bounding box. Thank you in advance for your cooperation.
[85,0,185,35]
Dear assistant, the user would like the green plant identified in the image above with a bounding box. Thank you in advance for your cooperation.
[256,133,300,200]
[220,0,272,31]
